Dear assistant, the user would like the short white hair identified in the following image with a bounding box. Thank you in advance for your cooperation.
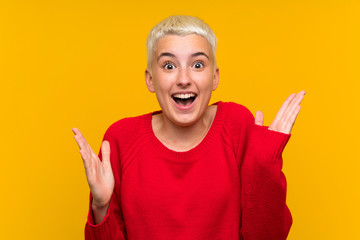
[146,15,218,71]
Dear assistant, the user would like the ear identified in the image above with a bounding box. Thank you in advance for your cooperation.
[212,67,219,91]
[145,69,155,93]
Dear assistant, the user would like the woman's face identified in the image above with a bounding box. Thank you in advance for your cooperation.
[145,34,219,127]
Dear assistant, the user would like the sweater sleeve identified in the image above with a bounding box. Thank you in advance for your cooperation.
[240,124,293,239]
[84,126,126,240]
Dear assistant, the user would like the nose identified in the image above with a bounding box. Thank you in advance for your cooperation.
[176,67,191,87]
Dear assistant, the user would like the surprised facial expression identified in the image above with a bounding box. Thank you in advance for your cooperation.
[145,34,219,127]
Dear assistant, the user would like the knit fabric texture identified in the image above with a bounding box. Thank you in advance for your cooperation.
[85,101,292,240]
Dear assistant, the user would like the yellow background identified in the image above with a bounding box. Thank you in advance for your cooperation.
[1,0,359,239]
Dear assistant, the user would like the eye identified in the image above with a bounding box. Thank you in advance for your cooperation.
[163,61,176,70]
[192,61,204,69]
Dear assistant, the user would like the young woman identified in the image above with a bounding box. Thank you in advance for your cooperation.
[73,15,305,240]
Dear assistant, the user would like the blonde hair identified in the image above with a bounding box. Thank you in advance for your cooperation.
[146,15,218,71]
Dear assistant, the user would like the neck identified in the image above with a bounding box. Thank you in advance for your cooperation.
[152,105,217,152]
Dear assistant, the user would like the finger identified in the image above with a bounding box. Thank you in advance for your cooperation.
[73,129,97,166]
[79,148,92,170]
[76,130,96,160]
[101,141,111,166]
[255,111,264,126]
[74,128,92,169]
[273,93,296,124]
[72,127,80,135]
[282,91,306,123]
[73,128,86,149]
[284,105,301,134]
[73,132,92,162]
[74,133,88,152]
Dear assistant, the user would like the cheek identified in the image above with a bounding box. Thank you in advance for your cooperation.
[193,73,214,90]
[153,75,175,93]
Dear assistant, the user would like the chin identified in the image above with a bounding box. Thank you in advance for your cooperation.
[168,107,206,128]
[159,94,211,128]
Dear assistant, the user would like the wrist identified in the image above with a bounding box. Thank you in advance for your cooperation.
[91,198,110,211]
[247,124,291,162]
[90,198,111,225]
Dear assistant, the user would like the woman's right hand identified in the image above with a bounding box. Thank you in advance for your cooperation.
[72,128,115,210]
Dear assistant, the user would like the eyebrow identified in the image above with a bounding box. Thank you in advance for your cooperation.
[157,51,210,62]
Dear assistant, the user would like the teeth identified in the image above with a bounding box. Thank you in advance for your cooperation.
[172,93,196,99]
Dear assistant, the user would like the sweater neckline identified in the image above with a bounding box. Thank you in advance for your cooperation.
[143,101,225,163]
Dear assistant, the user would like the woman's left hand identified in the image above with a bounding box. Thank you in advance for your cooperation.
[255,91,306,134]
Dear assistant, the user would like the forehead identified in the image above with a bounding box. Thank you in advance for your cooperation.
[154,34,212,58]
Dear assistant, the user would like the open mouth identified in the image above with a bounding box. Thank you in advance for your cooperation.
[172,93,197,106]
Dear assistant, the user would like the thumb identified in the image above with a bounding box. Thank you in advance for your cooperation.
[255,111,264,126]
[101,141,111,166]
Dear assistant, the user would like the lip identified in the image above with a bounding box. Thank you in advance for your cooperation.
[171,91,198,111]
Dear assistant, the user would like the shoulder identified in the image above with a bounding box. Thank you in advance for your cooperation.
[103,113,150,143]
[220,101,254,126]
[219,101,255,144]
[216,101,255,158]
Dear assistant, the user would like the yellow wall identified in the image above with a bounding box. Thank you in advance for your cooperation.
[1,0,359,239]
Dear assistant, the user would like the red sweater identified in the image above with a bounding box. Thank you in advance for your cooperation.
[85,101,292,240]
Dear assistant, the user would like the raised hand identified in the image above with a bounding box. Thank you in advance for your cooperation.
[72,128,115,211]
[255,91,306,134]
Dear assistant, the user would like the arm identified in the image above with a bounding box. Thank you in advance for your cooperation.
[85,186,126,239]
[240,91,305,239]
[240,125,292,239]
[73,128,126,239]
